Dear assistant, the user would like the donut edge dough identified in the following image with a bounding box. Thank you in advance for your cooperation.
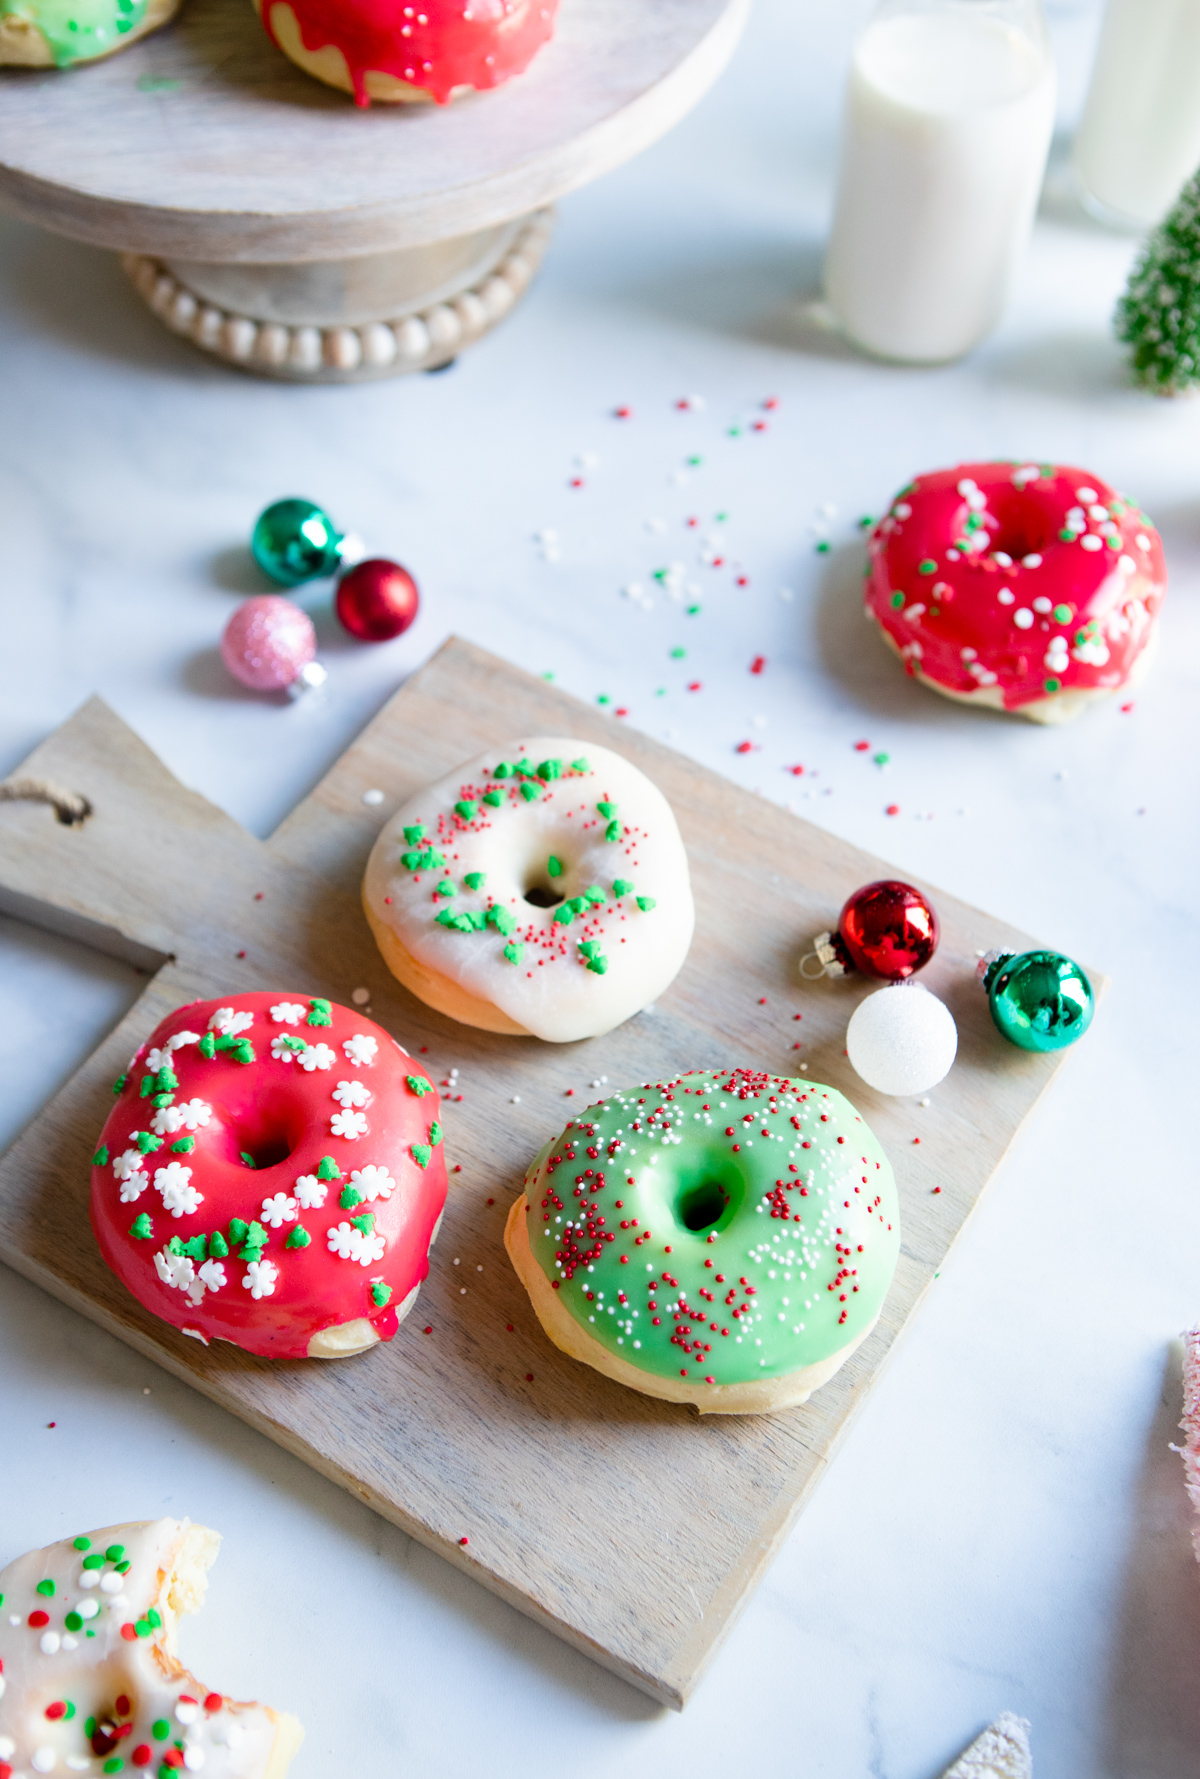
[305,1280,421,1357]
[505,1195,876,1416]
[253,0,472,104]
[0,0,180,67]
[363,885,532,1036]
[877,615,1159,725]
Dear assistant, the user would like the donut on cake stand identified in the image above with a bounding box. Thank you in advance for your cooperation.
[0,0,748,381]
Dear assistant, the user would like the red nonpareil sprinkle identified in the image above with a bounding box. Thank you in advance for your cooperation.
[28,1611,49,1628]
[459,1536,469,1546]
[886,804,900,816]
[913,1137,921,1145]
[115,1695,130,1716]
[506,1323,513,1331]
[792,1042,802,1049]
[749,655,766,674]
[120,1623,137,1641]
[675,398,689,410]
[737,575,750,586]
[45,1702,67,1721]
[615,708,629,718]
[712,556,725,568]
[384,896,392,904]
[564,1088,574,1096]
[763,396,779,410]
[687,681,702,692]
[854,739,870,752]
[932,1185,941,1193]
[752,420,767,433]
[686,516,699,528]
[486,1195,494,1205]
[236,950,246,959]
[758,997,767,1004]
[131,1748,152,1768]
[423,1325,432,1334]
[615,405,632,419]
[204,1693,222,1712]
[254,891,263,900]
[569,477,584,489]
[735,741,753,754]
[47,1422,55,1428]
[525,1372,534,1382]
[1121,701,1135,712]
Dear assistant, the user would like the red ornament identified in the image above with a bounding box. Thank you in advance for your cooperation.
[335,558,419,642]
[809,880,939,981]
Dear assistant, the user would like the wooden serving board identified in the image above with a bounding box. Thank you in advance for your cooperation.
[0,637,1096,1707]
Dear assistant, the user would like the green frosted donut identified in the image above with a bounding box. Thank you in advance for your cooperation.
[508,1066,900,1412]
[0,0,171,67]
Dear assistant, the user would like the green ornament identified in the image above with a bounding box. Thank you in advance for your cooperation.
[981,949,1094,1053]
[251,499,344,587]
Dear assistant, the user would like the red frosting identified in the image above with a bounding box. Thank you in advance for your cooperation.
[263,0,560,107]
[89,992,447,1359]
[865,462,1166,711]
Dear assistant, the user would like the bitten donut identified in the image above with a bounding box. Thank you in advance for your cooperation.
[0,1518,302,1779]
[363,738,694,1043]
[89,991,447,1359]
[505,1067,900,1414]
[252,0,558,107]
[0,0,180,66]
[865,461,1166,722]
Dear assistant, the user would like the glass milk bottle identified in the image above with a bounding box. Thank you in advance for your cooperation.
[824,0,1056,363]
[1073,0,1200,229]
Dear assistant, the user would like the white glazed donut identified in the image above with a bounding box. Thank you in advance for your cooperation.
[363,738,695,1042]
[0,1519,302,1779]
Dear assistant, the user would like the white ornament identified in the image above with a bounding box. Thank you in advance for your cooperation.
[846,982,958,1096]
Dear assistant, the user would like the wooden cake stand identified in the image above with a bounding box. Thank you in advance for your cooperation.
[0,0,747,380]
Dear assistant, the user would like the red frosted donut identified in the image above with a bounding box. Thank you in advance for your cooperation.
[865,461,1166,723]
[254,0,559,108]
[89,992,447,1359]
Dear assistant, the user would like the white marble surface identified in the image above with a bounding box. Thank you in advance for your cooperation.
[2,2,1200,1774]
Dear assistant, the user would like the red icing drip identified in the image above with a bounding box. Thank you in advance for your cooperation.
[865,462,1166,710]
[90,992,447,1360]
[262,0,559,107]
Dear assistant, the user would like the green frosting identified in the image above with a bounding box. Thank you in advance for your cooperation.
[2,0,148,64]
[525,1068,899,1387]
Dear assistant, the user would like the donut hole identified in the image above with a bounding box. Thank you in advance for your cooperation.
[218,1087,307,1173]
[524,882,565,910]
[974,489,1055,561]
[677,1179,730,1232]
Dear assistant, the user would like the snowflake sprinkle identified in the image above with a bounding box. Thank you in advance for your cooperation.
[326,1222,385,1266]
[349,1164,396,1202]
[260,1192,298,1228]
[151,1098,212,1136]
[332,1079,371,1109]
[112,1149,145,1183]
[271,1002,308,1025]
[297,1043,336,1072]
[293,1174,328,1210]
[330,1109,369,1139]
[343,1034,378,1067]
[154,1162,203,1218]
[242,1259,279,1300]
[154,1248,195,1292]
[209,1007,254,1037]
[197,1259,227,1294]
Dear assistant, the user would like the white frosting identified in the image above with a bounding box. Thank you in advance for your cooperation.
[363,737,694,1042]
[0,1519,301,1778]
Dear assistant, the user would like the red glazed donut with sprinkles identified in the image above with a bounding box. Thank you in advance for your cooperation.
[253,0,559,108]
[865,461,1166,722]
[89,992,447,1359]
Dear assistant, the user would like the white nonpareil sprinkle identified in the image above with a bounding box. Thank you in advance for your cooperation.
[271,1002,307,1025]
[39,1631,60,1655]
[343,1033,378,1066]
[1013,608,1034,630]
[32,1748,57,1773]
[175,1701,200,1726]
[362,790,385,806]
[511,1095,521,1104]
[332,1079,371,1109]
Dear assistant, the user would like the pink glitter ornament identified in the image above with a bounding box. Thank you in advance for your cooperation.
[221,595,316,692]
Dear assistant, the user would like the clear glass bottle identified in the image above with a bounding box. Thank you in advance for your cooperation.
[1073,0,1200,230]
[824,0,1056,363]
